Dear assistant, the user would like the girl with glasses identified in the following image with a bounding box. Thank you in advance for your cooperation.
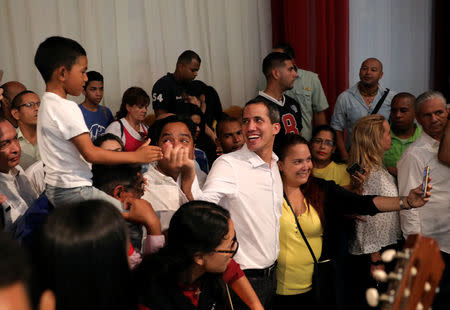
[135,200,263,310]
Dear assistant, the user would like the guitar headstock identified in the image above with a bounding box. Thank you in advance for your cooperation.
[366,234,444,310]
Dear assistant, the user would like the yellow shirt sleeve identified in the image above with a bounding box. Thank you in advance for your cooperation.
[313,161,350,187]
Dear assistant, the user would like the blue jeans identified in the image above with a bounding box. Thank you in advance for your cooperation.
[45,184,123,210]
[45,184,143,249]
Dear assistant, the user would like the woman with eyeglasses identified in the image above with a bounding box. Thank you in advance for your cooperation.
[106,87,150,152]
[135,200,263,310]
[310,125,352,188]
[274,133,430,310]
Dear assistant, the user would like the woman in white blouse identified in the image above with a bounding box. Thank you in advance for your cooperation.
[348,115,402,287]
[106,87,149,151]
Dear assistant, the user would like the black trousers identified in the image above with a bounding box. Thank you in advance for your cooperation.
[230,264,277,310]
[273,290,317,310]
[433,251,450,310]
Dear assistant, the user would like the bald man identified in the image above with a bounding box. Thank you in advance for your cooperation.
[331,58,395,160]
[1,81,26,127]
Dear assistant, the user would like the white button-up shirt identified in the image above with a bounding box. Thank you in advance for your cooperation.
[398,131,450,253]
[142,162,202,231]
[0,166,37,232]
[194,144,283,270]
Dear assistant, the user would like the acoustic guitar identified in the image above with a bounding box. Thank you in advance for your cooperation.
[366,234,444,310]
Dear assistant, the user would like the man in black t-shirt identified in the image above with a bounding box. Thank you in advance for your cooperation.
[254,52,302,151]
[151,50,201,117]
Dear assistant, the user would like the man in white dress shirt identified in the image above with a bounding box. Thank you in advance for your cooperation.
[397,90,450,309]
[0,118,37,233]
[183,98,283,308]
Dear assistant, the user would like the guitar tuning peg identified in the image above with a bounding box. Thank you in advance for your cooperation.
[410,266,418,276]
[415,302,424,310]
[366,288,395,307]
[381,249,397,262]
[372,269,388,282]
[366,288,380,307]
[424,281,431,292]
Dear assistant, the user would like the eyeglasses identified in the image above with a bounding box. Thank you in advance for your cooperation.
[17,102,40,109]
[214,237,239,258]
[311,138,334,147]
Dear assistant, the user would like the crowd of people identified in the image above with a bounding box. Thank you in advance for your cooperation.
[0,35,448,310]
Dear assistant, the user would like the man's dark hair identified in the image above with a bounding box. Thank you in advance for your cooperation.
[216,115,240,138]
[0,232,31,294]
[34,36,87,83]
[0,116,11,134]
[83,71,104,90]
[177,50,201,65]
[244,97,280,124]
[262,52,293,77]
[273,42,295,59]
[183,80,207,98]
[92,164,141,196]
[10,90,37,110]
[392,92,415,106]
[148,115,196,146]
[31,201,133,310]
[93,133,125,150]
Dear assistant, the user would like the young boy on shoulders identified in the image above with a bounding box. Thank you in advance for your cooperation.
[79,71,114,141]
[34,36,162,208]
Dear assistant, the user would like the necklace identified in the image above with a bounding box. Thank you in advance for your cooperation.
[358,83,378,97]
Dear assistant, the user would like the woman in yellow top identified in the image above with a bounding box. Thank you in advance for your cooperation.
[273,134,431,310]
[310,125,351,187]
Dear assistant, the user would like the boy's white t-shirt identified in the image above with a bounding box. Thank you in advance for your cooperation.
[37,92,92,188]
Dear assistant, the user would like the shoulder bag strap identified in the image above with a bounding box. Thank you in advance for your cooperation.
[283,192,318,264]
[118,119,124,138]
[371,88,390,115]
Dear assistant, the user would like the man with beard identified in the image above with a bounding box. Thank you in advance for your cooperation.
[331,58,394,161]
[254,52,302,152]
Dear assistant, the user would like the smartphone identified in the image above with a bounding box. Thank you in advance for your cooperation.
[346,163,365,176]
[421,166,430,198]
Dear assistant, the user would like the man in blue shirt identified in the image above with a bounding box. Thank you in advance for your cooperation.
[79,71,114,141]
[331,58,394,161]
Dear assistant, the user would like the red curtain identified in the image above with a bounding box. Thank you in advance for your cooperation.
[271,0,349,120]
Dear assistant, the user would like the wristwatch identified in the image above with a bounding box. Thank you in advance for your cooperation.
[399,197,412,210]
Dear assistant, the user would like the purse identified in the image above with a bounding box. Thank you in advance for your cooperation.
[283,193,336,309]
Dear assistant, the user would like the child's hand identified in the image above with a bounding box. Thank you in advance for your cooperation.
[122,198,162,235]
[135,139,163,163]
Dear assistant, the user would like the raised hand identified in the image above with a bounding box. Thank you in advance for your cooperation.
[406,177,432,208]
[122,197,162,235]
[135,139,163,163]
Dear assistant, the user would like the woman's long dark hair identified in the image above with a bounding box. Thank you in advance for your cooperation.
[276,134,326,226]
[115,86,150,120]
[31,200,135,310]
[136,200,231,309]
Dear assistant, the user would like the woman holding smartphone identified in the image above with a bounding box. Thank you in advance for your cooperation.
[274,133,429,310]
[346,115,403,308]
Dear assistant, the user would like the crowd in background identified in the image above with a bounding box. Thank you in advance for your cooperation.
[0,36,449,310]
